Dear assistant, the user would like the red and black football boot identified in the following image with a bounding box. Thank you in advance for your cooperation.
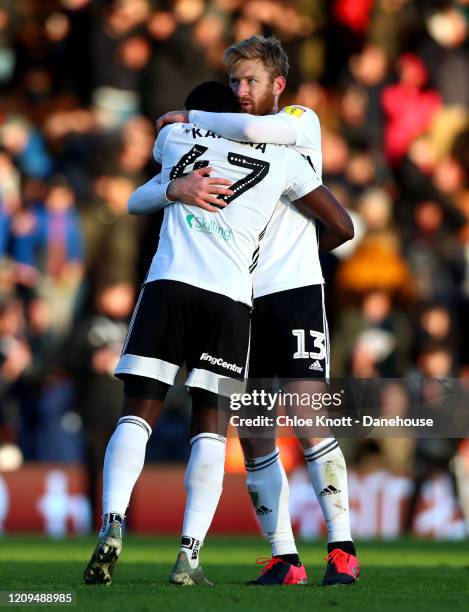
[322,549,360,586]
[246,557,308,586]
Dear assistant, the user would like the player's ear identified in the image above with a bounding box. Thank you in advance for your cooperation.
[273,76,286,96]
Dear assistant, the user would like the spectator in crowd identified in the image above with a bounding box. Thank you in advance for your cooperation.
[80,173,140,300]
[332,289,412,377]
[382,53,442,166]
[63,281,134,523]
[9,175,83,334]
[404,342,460,532]
[0,116,53,178]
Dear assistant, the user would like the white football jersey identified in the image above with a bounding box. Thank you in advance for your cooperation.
[148,123,321,305]
[253,105,324,298]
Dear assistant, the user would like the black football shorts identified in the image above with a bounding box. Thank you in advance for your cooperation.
[115,280,250,397]
[249,283,329,380]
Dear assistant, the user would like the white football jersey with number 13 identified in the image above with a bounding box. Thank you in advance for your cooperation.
[253,105,325,298]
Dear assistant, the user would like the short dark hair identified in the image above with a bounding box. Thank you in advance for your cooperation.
[185,81,241,113]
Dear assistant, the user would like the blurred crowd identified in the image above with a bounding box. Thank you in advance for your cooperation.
[0,0,468,513]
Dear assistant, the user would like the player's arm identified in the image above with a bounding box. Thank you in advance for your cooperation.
[166,167,233,211]
[128,168,233,214]
[318,222,353,252]
[128,172,171,215]
[129,126,234,215]
[156,110,297,145]
[293,187,354,251]
[154,108,316,209]
[285,152,353,249]
[128,125,173,215]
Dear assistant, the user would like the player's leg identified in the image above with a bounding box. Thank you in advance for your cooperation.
[241,436,309,585]
[283,386,358,585]
[169,393,230,586]
[169,288,250,585]
[240,296,306,585]
[101,390,165,525]
[84,391,166,586]
[84,281,187,585]
[279,284,359,585]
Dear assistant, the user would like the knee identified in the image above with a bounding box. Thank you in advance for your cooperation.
[190,392,229,437]
[240,437,276,461]
[121,397,163,429]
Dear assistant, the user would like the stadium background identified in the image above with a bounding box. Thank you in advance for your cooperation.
[0,0,468,540]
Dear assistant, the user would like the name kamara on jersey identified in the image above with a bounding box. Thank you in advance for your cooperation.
[183,126,267,153]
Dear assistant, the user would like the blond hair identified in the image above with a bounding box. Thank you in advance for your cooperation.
[224,35,289,79]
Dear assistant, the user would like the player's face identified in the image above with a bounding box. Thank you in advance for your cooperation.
[228,59,285,116]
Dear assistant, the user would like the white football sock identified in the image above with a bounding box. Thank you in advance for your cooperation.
[245,449,297,557]
[180,433,226,568]
[304,438,352,543]
[101,416,152,529]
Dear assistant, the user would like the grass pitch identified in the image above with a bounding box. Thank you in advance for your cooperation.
[0,536,468,611]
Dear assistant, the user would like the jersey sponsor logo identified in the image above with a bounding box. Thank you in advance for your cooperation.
[185,214,233,241]
[200,352,243,374]
[283,105,305,118]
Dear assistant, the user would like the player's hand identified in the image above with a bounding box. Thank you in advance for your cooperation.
[156,110,189,132]
[167,167,233,212]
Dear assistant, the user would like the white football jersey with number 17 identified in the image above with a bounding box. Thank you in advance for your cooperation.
[148,123,322,306]
[253,105,324,298]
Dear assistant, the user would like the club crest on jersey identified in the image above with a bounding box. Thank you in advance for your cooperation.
[186,214,232,241]
[283,105,305,118]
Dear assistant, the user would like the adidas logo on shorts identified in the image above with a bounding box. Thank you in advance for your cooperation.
[309,360,323,371]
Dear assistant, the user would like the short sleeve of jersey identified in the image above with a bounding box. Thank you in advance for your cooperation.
[152,124,176,164]
[278,105,321,155]
[283,149,322,201]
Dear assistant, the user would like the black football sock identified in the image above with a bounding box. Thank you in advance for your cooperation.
[328,541,356,556]
[275,553,301,567]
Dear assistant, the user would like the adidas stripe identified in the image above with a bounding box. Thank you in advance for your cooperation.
[304,439,339,463]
